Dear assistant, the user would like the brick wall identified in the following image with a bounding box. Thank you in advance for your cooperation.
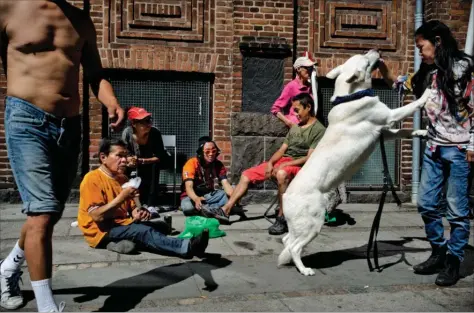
[425,0,472,49]
[0,0,471,194]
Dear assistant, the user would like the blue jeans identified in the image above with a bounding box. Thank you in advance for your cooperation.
[107,222,190,256]
[418,146,471,261]
[181,189,228,216]
[5,97,81,214]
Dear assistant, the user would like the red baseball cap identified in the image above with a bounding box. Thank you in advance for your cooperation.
[127,107,152,121]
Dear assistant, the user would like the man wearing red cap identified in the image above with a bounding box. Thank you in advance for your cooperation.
[122,107,168,212]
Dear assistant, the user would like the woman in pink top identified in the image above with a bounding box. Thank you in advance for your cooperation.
[271,55,316,127]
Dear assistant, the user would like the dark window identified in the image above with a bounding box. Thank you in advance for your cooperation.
[242,56,284,113]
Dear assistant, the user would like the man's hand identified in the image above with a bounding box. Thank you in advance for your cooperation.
[285,120,295,128]
[108,105,125,131]
[272,163,289,177]
[466,150,474,162]
[120,186,139,201]
[193,196,206,210]
[265,163,274,180]
[132,208,151,221]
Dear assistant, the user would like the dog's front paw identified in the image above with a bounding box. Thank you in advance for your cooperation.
[411,129,428,137]
[299,267,316,276]
[419,88,434,105]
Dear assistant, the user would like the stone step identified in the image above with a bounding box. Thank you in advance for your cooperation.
[0,202,417,222]
[1,225,472,270]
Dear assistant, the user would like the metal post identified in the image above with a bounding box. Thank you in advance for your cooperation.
[411,0,423,204]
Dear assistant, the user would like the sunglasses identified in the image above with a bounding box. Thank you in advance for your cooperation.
[135,117,152,124]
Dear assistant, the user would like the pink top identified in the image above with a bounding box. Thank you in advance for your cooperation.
[271,78,312,124]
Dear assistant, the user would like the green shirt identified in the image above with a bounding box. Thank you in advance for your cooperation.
[283,120,326,158]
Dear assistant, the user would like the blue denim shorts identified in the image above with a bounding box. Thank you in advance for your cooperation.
[5,96,81,215]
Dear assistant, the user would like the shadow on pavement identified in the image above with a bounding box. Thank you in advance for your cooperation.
[23,257,232,312]
[299,237,474,277]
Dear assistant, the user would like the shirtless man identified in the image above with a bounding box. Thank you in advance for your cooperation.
[0,1,125,311]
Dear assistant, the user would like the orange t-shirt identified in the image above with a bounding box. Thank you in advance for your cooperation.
[180,157,227,199]
[78,168,134,248]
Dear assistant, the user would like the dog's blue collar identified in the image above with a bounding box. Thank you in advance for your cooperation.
[331,89,375,106]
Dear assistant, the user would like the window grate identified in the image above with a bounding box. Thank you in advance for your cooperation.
[106,71,211,186]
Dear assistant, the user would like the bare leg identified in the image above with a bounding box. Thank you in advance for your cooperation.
[275,170,291,217]
[18,224,27,250]
[222,175,251,215]
[23,214,56,281]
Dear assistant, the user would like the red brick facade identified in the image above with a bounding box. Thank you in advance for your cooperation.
[0,0,471,191]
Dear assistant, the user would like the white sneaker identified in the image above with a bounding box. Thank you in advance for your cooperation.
[0,261,24,310]
[50,301,66,312]
[147,206,160,218]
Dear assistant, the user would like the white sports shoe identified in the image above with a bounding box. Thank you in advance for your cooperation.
[50,301,66,312]
[0,260,24,310]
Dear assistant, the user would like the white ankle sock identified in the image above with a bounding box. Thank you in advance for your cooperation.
[0,241,25,275]
[31,279,58,312]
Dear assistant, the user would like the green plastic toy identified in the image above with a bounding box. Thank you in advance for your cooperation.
[325,211,336,223]
[178,216,226,239]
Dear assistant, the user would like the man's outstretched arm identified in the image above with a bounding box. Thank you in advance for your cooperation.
[81,16,124,130]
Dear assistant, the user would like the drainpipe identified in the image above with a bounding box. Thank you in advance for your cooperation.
[465,0,474,56]
[411,0,423,204]
[81,0,91,178]
[292,0,298,78]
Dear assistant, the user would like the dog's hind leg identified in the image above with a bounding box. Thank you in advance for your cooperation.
[278,246,292,267]
[278,233,295,266]
[289,217,324,276]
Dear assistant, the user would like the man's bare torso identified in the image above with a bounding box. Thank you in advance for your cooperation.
[1,1,90,117]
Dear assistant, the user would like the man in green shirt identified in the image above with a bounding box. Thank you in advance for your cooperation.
[202,93,326,235]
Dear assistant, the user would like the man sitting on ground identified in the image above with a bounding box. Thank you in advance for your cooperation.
[202,93,326,235]
[180,136,235,216]
[77,138,209,257]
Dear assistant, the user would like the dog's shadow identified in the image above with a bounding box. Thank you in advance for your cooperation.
[299,237,474,277]
[23,257,232,312]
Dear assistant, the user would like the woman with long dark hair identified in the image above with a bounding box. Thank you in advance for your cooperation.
[379,20,473,287]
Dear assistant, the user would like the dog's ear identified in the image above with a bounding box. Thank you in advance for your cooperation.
[326,66,341,79]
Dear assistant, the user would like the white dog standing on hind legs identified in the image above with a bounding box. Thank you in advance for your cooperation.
[278,49,433,276]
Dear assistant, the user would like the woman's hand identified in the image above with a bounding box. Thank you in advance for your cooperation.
[127,156,138,168]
